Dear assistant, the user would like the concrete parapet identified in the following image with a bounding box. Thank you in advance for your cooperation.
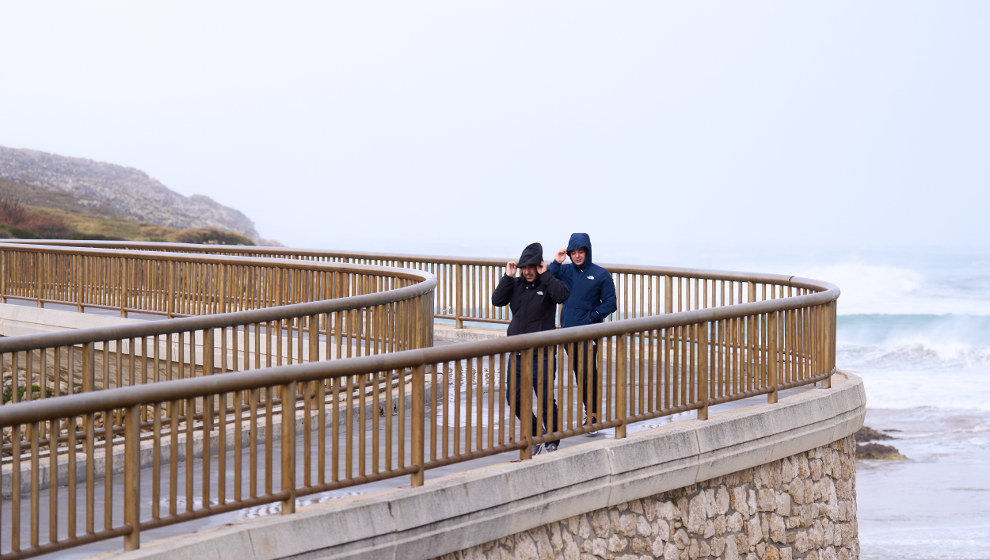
[110,372,865,560]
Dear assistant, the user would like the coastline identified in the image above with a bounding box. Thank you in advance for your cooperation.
[856,406,990,559]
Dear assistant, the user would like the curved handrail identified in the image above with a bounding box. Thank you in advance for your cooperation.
[0,240,837,559]
[2,240,831,325]
[0,243,436,399]
[0,291,836,423]
[0,242,433,316]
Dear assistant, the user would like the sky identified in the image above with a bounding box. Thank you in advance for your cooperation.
[1,2,988,269]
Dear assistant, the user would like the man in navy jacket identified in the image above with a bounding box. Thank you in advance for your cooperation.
[492,242,570,453]
[549,233,617,427]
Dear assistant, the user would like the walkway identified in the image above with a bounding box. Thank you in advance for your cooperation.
[2,312,814,559]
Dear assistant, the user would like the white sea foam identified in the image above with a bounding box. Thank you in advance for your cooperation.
[837,312,990,412]
[841,343,990,412]
[800,262,990,316]
[851,372,990,412]
[841,336,990,369]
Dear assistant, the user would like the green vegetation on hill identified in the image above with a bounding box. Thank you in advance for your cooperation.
[0,146,265,242]
[0,176,134,221]
[0,179,254,245]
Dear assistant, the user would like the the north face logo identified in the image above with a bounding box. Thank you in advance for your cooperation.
[537,291,544,296]
[587,275,595,280]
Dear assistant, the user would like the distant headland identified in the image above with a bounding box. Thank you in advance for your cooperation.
[0,146,272,244]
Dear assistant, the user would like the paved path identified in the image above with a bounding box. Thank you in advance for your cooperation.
[3,318,811,559]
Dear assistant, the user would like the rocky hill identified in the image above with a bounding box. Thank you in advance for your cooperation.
[0,146,263,243]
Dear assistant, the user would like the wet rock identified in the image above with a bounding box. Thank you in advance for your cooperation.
[855,425,906,460]
[856,443,906,460]
[854,426,893,443]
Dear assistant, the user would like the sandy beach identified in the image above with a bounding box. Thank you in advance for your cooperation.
[857,407,990,559]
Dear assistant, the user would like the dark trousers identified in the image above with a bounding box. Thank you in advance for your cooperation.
[567,340,599,420]
[506,348,560,445]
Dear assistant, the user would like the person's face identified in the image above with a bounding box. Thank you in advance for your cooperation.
[521,265,538,282]
[569,248,586,266]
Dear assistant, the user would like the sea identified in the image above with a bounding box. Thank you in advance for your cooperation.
[728,246,990,559]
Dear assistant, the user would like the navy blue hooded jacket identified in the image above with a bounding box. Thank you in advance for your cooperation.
[492,242,570,336]
[548,233,617,327]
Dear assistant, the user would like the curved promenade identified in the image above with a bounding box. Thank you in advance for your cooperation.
[118,371,865,560]
[0,241,850,559]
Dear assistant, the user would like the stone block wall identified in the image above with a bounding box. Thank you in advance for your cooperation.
[435,436,858,560]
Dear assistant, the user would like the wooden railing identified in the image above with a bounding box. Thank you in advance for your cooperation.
[0,241,838,559]
[6,240,819,325]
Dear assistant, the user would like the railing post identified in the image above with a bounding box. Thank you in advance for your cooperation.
[520,348,534,458]
[167,261,175,318]
[822,302,835,389]
[664,276,673,314]
[411,365,425,487]
[219,264,228,314]
[455,265,464,329]
[747,293,758,388]
[421,294,434,348]
[281,381,297,514]
[203,328,214,376]
[124,404,141,551]
[336,269,345,299]
[0,248,6,303]
[203,329,214,434]
[76,254,84,312]
[768,312,779,404]
[83,342,95,392]
[698,323,709,420]
[615,335,628,439]
[35,252,42,307]
[309,314,320,363]
[120,258,129,318]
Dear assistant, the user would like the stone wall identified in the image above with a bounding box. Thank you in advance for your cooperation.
[435,436,858,560]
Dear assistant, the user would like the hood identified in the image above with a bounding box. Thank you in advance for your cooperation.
[566,232,593,266]
[517,242,544,268]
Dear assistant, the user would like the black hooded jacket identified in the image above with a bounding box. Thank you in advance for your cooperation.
[491,243,570,336]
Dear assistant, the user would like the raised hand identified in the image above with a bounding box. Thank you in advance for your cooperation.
[555,249,567,263]
[538,260,547,274]
[506,261,517,277]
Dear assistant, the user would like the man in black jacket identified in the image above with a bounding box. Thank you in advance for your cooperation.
[491,242,569,453]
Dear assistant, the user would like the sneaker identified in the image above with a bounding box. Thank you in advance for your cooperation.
[531,443,544,455]
[584,416,601,437]
[545,442,559,453]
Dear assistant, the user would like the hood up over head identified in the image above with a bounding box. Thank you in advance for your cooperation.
[517,242,544,268]
[566,232,593,265]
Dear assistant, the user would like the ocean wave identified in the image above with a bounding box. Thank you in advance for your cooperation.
[858,384,990,411]
[840,341,990,372]
[800,261,990,316]
[847,361,990,410]
[838,316,990,411]
[801,262,922,315]
[838,314,990,354]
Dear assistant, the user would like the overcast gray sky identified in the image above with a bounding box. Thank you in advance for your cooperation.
[1,2,988,266]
